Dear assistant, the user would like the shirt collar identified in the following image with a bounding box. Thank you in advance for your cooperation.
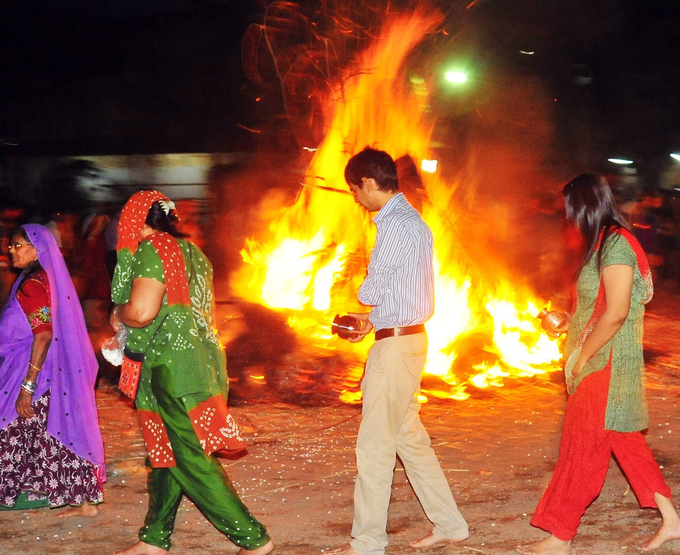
[373,193,405,223]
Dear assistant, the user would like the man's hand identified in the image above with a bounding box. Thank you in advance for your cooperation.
[347,312,373,343]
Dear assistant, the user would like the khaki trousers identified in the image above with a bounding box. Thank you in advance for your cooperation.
[350,333,468,555]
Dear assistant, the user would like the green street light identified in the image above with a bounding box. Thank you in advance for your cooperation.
[444,70,468,84]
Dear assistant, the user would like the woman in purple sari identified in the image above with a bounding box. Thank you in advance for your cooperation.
[0,224,105,515]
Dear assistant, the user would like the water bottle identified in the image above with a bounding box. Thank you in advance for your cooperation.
[101,325,129,366]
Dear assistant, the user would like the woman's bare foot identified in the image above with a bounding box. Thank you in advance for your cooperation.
[113,541,169,555]
[410,533,468,548]
[56,503,100,518]
[516,534,571,555]
[237,539,275,555]
[641,492,680,552]
[641,521,680,552]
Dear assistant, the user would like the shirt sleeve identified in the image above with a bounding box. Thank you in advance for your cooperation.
[358,220,414,306]
[131,240,166,284]
[17,276,53,334]
[601,233,636,268]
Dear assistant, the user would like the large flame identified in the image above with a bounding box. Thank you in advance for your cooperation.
[231,9,563,402]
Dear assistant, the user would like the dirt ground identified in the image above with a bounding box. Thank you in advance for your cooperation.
[3,291,680,555]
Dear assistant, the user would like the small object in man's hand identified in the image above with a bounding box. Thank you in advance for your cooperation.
[332,314,360,340]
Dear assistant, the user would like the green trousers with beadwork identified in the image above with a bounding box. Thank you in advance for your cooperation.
[138,378,270,551]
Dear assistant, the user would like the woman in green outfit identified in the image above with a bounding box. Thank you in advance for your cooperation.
[110,190,274,555]
[517,174,680,555]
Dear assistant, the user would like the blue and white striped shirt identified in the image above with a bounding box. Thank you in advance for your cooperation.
[358,193,434,331]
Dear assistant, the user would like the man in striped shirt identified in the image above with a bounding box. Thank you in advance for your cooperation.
[329,147,469,555]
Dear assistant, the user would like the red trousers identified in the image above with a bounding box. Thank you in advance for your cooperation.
[531,364,671,541]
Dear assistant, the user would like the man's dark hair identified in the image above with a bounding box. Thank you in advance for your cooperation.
[344,147,399,192]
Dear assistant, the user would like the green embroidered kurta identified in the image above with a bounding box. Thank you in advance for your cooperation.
[127,240,227,406]
[114,239,228,408]
[112,237,245,468]
[564,231,653,432]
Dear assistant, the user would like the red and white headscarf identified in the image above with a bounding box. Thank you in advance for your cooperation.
[113,190,190,306]
[117,189,170,253]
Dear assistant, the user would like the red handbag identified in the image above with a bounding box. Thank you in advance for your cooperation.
[119,349,145,399]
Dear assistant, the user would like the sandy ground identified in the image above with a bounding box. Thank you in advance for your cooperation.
[3,291,680,555]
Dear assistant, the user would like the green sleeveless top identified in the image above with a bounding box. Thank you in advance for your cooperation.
[565,232,652,432]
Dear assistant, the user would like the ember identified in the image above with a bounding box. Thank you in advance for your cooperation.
[231,7,563,402]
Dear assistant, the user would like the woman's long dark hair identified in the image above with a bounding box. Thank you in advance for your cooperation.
[145,201,188,238]
[563,173,631,274]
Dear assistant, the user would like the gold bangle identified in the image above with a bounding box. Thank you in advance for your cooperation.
[28,362,41,372]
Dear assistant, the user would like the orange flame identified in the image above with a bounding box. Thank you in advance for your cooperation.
[231,9,563,402]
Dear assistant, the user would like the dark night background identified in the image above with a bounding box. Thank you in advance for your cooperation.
[0,0,679,175]
[0,0,265,155]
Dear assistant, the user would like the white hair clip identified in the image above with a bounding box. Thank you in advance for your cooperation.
[159,199,176,215]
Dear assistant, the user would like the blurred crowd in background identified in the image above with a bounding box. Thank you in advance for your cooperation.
[0,199,208,326]
[2,177,680,328]
[613,184,680,293]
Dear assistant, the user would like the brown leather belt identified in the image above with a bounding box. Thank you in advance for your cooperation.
[374,324,426,341]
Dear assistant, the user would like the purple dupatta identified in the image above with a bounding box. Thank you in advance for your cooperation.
[0,224,105,475]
